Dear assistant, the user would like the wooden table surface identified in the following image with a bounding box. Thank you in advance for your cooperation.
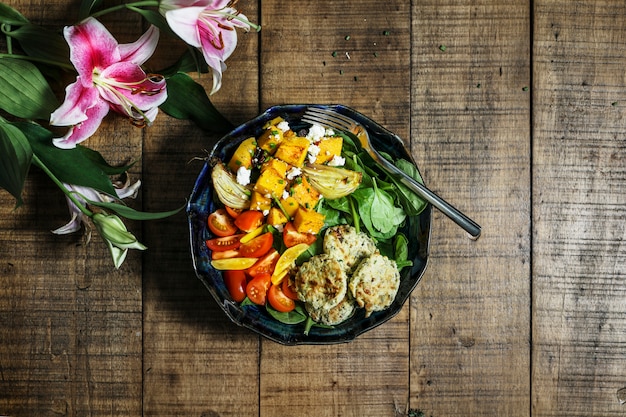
[1,0,625,416]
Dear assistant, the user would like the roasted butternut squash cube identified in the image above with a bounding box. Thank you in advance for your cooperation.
[293,207,325,234]
[228,137,257,172]
[250,191,272,212]
[267,207,288,226]
[315,136,343,164]
[274,137,310,167]
[257,127,283,154]
[261,157,289,178]
[290,175,320,210]
[253,167,287,198]
[279,196,299,219]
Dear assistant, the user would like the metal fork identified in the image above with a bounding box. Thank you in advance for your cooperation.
[302,106,481,240]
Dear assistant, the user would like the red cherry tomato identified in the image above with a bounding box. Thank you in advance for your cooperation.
[247,248,280,277]
[239,232,273,258]
[246,273,271,305]
[208,209,237,237]
[223,270,247,302]
[268,283,295,312]
[283,222,317,248]
[234,210,264,233]
[225,206,242,219]
[206,234,243,252]
[282,276,299,300]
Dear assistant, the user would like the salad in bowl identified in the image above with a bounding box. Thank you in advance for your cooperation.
[187,104,431,345]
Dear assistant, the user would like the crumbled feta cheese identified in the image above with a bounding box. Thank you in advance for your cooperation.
[327,155,346,167]
[236,166,251,185]
[276,121,290,132]
[282,190,290,200]
[306,124,326,142]
[263,209,270,216]
[325,128,335,136]
[273,224,284,233]
[307,144,321,164]
[286,167,302,180]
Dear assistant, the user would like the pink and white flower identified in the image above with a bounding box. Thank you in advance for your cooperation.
[159,0,258,95]
[50,17,167,149]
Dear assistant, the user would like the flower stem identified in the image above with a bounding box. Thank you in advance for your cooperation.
[88,1,160,19]
[31,154,94,217]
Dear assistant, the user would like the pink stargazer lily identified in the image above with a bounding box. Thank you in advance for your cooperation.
[159,0,257,95]
[50,17,167,149]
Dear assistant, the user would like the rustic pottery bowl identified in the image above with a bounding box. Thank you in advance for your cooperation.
[187,104,432,345]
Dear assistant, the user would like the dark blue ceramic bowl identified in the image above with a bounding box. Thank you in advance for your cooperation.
[187,104,432,345]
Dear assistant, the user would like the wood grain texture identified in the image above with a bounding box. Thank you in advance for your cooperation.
[141,1,262,416]
[532,1,626,415]
[409,1,531,416]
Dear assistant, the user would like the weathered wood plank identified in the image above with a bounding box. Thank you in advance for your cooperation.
[141,1,262,415]
[532,1,626,415]
[258,1,412,416]
[409,1,531,416]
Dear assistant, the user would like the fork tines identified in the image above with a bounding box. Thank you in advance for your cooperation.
[302,107,356,132]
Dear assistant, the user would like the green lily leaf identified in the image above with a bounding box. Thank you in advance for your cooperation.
[160,72,233,133]
[78,0,103,20]
[0,119,32,207]
[88,200,184,221]
[0,58,59,120]
[158,48,208,78]
[14,121,117,196]
[5,24,70,65]
[77,145,136,176]
[0,3,29,25]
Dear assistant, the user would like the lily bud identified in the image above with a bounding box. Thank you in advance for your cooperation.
[92,213,146,268]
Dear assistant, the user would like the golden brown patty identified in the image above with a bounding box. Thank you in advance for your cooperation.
[323,225,377,272]
[305,295,356,326]
[295,254,348,311]
[349,253,400,317]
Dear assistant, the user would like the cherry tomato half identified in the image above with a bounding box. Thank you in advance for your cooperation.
[246,273,271,305]
[206,234,243,252]
[208,209,237,237]
[239,232,273,258]
[234,210,264,233]
[247,248,280,277]
[283,222,317,248]
[223,270,247,302]
[282,276,299,300]
[268,283,296,312]
[225,206,243,219]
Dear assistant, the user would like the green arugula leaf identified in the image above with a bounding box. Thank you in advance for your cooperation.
[0,119,32,207]
[14,122,117,196]
[0,3,29,25]
[266,303,307,325]
[391,159,428,216]
[159,72,233,133]
[87,200,184,221]
[0,59,59,120]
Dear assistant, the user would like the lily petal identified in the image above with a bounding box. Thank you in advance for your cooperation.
[50,78,102,126]
[119,25,160,66]
[65,17,121,82]
[98,62,167,110]
[52,98,109,149]
[164,6,205,48]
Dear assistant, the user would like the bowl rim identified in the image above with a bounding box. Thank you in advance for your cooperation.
[187,104,432,345]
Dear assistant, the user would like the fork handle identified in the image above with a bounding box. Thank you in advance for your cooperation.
[374,154,482,240]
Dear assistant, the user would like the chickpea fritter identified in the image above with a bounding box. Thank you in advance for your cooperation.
[349,253,400,317]
[295,254,347,311]
[323,225,377,272]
